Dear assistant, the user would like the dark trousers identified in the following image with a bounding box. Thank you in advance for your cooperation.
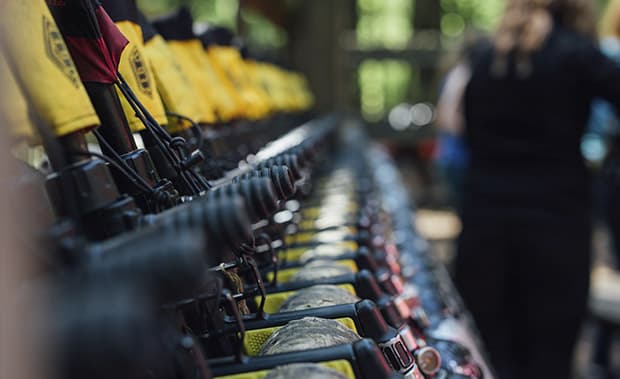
[592,175,620,371]
[605,176,620,268]
[455,203,592,379]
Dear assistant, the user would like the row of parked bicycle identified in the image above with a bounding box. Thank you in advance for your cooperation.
[31,118,492,379]
[0,1,493,378]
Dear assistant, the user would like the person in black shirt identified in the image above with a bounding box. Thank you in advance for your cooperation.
[453,0,620,378]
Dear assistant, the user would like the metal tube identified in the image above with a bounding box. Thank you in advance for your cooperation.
[84,82,137,155]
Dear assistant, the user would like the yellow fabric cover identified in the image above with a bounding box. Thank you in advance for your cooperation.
[163,40,218,124]
[251,63,288,112]
[114,21,167,132]
[0,55,36,143]
[291,72,315,110]
[252,64,314,113]
[215,360,355,379]
[244,60,276,112]
[0,0,100,137]
[242,317,358,357]
[198,48,246,121]
[269,65,295,112]
[167,40,244,122]
[207,46,272,120]
[143,35,212,132]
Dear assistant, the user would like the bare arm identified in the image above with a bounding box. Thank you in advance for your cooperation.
[435,63,471,135]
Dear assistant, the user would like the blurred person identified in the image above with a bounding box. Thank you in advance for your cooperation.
[435,35,487,212]
[1,4,38,375]
[453,0,620,378]
[0,97,40,379]
[435,60,470,212]
[585,0,620,374]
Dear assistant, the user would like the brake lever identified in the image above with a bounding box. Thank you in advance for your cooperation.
[255,232,279,287]
[179,335,212,379]
[220,289,246,363]
[243,254,267,319]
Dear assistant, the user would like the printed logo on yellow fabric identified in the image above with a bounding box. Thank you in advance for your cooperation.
[129,46,153,97]
[42,15,80,88]
[225,71,242,90]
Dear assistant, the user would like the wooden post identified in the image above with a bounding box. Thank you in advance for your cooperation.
[286,0,355,113]
[413,0,441,103]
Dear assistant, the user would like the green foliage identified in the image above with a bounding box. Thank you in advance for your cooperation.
[191,0,239,29]
[356,0,506,120]
[240,9,288,49]
[356,0,415,120]
[359,59,414,121]
[137,0,178,18]
[137,0,239,29]
[599,0,610,14]
[357,0,414,49]
[440,0,504,34]
[137,0,286,49]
